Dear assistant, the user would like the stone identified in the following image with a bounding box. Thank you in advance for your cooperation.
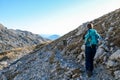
[77,52,84,62]
[114,70,120,79]
[81,45,85,51]
[94,46,105,59]
[106,60,118,68]
[110,49,120,60]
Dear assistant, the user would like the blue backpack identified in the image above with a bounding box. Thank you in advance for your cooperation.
[85,29,100,47]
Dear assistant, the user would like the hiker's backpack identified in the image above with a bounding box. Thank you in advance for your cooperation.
[84,29,100,46]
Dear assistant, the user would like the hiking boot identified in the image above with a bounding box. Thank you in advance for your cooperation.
[87,71,92,77]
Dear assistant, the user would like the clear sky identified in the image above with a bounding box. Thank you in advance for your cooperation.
[0,0,120,36]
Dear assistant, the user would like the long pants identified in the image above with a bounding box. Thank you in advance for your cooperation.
[85,45,97,72]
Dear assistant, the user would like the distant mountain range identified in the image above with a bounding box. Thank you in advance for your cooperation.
[40,34,60,40]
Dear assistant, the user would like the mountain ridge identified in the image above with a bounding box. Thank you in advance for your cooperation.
[0,24,48,52]
[0,8,120,80]
[0,24,50,70]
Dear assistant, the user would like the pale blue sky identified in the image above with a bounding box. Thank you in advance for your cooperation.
[0,0,120,35]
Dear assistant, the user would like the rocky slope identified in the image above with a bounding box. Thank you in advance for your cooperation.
[0,8,120,80]
[0,24,49,70]
[0,24,48,52]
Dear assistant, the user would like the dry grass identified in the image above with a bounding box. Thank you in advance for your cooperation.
[35,42,47,49]
[49,53,55,64]
[71,68,81,78]
[67,43,78,51]
[66,41,82,52]
[108,27,120,47]
[58,45,65,50]
[0,45,36,62]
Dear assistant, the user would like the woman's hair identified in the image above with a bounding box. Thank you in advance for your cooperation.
[87,23,93,29]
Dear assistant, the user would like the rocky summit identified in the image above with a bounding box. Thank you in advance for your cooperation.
[0,8,120,80]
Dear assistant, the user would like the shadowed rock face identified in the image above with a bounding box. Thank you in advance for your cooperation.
[0,8,120,80]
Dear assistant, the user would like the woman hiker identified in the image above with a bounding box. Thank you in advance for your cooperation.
[83,23,101,77]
